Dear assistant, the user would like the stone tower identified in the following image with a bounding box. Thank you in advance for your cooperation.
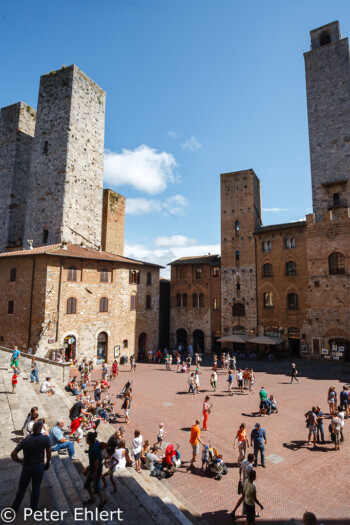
[220,169,262,338]
[23,65,106,249]
[101,189,126,255]
[304,21,350,219]
[0,102,36,252]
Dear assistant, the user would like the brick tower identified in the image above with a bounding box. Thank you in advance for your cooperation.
[0,103,36,252]
[101,189,126,255]
[220,169,262,338]
[23,65,106,249]
[304,21,350,219]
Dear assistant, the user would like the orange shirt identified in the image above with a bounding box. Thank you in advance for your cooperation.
[236,428,247,442]
[190,424,201,445]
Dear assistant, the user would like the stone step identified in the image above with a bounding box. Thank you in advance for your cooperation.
[43,460,74,525]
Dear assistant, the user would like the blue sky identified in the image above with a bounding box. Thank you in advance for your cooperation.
[2,1,350,275]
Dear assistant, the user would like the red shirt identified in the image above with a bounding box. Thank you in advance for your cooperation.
[12,374,18,385]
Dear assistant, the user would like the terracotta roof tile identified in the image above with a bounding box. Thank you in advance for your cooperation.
[168,254,221,266]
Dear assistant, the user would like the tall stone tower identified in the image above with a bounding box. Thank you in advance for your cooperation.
[220,169,262,338]
[101,189,126,255]
[304,21,350,219]
[24,65,105,249]
[0,102,36,252]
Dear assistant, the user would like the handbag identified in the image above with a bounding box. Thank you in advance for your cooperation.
[237,480,243,495]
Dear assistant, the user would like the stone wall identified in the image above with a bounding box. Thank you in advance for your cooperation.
[24,65,105,249]
[0,102,36,252]
[101,189,126,255]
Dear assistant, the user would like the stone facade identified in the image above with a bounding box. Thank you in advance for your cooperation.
[304,21,350,220]
[0,244,160,363]
[220,170,262,339]
[169,255,221,353]
[0,102,36,252]
[23,65,105,249]
[101,189,126,255]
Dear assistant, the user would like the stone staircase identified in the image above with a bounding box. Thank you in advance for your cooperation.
[0,367,208,525]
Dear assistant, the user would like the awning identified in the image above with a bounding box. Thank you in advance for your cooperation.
[217,334,251,343]
[247,336,284,346]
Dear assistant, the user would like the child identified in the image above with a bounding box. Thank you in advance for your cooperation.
[102,447,118,493]
[132,430,143,473]
[210,371,217,392]
[201,444,209,470]
[154,422,165,449]
[228,371,234,396]
[12,372,18,394]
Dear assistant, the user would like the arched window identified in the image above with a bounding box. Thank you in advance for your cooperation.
[176,328,187,349]
[235,220,239,231]
[333,193,340,206]
[123,339,128,348]
[286,261,297,276]
[232,303,245,317]
[263,263,273,277]
[99,297,108,312]
[263,241,272,252]
[192,293,198,307]
[129,270,140,284]
[182,293,187,307]
[146,271,152,285]
[287,293,298,309]
[67,297,77,314]
[67,266,77,281]
[329,252,345,275]
[263,292,273,308]
[100,268,108,283]
[130,293,136,310]
[237,282,241,291]
[235,250,240,264]
[199,293,204,307]
[320,31,331,46]
[285,237,295,249]
[146,295,151,309]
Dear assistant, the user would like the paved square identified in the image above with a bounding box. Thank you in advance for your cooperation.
[85,358,350,524]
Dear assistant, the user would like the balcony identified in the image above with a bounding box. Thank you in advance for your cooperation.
[327,198,348,210]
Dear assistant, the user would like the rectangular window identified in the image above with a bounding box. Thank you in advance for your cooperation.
[43,230,49,244]
[195,268,202,279]
[213,267,220,277]
[8,301,14,314]
[10,268,17,282]
[213,298,219,310]
[146,295,151,309]
[130,295,136,310]
[43,140,48,154]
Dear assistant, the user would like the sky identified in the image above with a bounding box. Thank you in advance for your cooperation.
[2,1,350,276]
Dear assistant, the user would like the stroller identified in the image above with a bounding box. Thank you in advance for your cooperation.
[117,380,133,399]
[151,444,181,479]
[206,444,228,480]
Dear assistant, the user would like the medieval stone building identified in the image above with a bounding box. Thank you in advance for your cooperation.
[0,65,160,361]
[170,21,350,360]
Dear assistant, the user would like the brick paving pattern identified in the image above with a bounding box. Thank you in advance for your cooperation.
[84,358,350,524]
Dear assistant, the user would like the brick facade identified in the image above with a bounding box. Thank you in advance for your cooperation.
[101,189,126,256]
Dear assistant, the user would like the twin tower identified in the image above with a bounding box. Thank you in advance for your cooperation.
[0,65,125,255]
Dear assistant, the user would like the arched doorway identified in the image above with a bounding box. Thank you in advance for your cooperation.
[176,329,187,350]
[64,335,76,361]
[138,332,147,360]
[97,332,108,362]
[193,329,205,352]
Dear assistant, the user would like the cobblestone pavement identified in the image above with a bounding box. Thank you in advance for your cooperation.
[77,358,350,524]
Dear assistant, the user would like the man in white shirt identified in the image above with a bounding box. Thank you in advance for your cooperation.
[40,377,56,396]
[236,369,243,393]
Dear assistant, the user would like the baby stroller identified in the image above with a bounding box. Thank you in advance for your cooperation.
[151,444,181,479]
[206,444,228,480]
[117,380,133,399]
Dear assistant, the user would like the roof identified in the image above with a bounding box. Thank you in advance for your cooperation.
[254,221,306,234]
[168,254,221,266]
[0,243,163,268]
[217,334,251,343]
[248,336,284,345]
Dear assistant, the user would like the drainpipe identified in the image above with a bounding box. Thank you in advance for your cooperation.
[27,257,36,350]
[55,260,63,342]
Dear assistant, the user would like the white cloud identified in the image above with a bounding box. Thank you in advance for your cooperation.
[262,208,290,212]
[124,241,220,279]
[154,235,197,247]
[104,145,177,195]
[126,194,188,216]
[181,136,203,151]
[167,130,178,139]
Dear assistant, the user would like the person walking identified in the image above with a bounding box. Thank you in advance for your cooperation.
[234,423,249,466]
[210,370,217,392]
[228,370,234,395]
[10,346,21,373]
[189,419,205,469]
[236,369,243,393]
[304,407,318,448]
[132,429,143,473]
[327,386,337,417]
[230,469,264,523]
[315,406,325,444]
[49,419,76,458]
[258,387,268,416]
[30,358,39,383]
[83,431,105,510]
[122,384,132,424]
[337,405,345,443]
[11,420,51,512]
[202,396,211,431]
[176,351,181,372]
[187,373,195,395]
[248,369,255,395]
[250,423,266,468]
[331,412,341,451]
[340,386,349,419]
[194,369,200,393]
[290,363,299,383]
[111,360,118,380]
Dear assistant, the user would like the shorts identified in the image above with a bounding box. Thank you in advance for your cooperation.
[244,503,255,523]
[84,471,101,494]
[308,425,317,436]
[341,401,348,409]
[192,444,199,455]
[260,400,267,410]
[11,359,19,368]
[238,379,243,387]
[124,409,130,416]
[134,452,140,461]
[107,468,115,476]
[157,436,162,443]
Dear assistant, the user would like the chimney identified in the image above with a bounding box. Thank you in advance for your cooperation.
[27,239,33,250]
[61,241,68,250]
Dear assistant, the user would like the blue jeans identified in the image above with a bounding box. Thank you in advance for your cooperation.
[317,424,325,443]
[12,463,45,511]
[52,441,75,457]
[30,369,39,383]
[254,443,265,467]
